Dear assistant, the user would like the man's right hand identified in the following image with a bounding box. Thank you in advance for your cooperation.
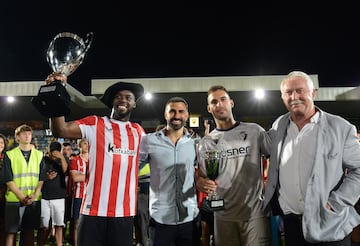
[196,175,217,194]
[45,72,67,85]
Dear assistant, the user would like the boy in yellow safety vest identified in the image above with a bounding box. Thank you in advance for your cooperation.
[2,124,46,246]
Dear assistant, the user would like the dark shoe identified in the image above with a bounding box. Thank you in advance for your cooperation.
[49,235,56,243]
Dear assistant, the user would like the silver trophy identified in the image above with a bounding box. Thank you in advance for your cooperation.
[198,136,225,211]
[31,32,94,117]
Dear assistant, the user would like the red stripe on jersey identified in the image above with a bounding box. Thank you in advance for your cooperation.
[76,115,97,125]
[122,123,135,216]
[78,116,145,217]
[132,122,144,176]
[107,122,121,216]
[131,122,144,213]
[80,160,87,197]
[77,116,96,215]
[89,117,106,216]
[69,155,87,198]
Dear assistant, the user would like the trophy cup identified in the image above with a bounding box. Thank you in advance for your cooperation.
[31,32,94,117]
[198,136,225,211]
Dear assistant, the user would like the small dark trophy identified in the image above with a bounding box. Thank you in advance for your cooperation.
[199,136,225,211]
[31,32,93,117]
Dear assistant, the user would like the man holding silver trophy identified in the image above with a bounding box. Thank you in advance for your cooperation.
[33,32,146,246]
[196,85,272,246]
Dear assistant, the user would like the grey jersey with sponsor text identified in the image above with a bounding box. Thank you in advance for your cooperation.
[202,121,271,221]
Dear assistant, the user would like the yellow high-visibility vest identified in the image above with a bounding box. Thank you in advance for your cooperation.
[139,163,150,178]
[5,147,43,202]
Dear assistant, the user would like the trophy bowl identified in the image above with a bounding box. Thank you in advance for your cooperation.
[198,136,225,211]
[47,32,93,77]
[203,150,220,181]
[31,32,94,117]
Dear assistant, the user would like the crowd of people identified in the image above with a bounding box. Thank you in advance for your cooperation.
[0,70,360,246]
[0,125,87,246]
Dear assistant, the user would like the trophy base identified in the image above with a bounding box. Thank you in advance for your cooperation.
[204,198,225,211]
[31,82,71,117]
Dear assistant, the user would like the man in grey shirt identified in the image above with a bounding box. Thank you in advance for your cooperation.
[196,85,272,246]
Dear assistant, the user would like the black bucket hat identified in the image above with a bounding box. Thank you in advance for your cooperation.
[100,81,144,108]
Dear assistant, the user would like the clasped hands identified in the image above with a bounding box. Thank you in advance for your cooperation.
[20,194,36,206]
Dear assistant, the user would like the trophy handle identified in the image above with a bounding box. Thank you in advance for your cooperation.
[84,32,94,54]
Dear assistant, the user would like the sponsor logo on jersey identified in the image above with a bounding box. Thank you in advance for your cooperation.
[220,145,250,158]
[108,143,136,155]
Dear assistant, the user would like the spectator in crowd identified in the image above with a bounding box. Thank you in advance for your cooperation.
[62,141,74,244]
[134,162,150,246]
[69,139,89,246]
[264,71,360,245]
[196,85,272,245]
[0,133,8,246]
[2,124,46,246]
[139,97,200,246]
[37,141,68,246]
[62,142,73,160]
[44,72,145,246]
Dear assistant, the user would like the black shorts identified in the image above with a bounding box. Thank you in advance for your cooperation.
[71,198,82,219]
[5,201,41,233]
[77,215,134,246]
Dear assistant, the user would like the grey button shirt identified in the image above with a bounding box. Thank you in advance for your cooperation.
[139,129,199,225]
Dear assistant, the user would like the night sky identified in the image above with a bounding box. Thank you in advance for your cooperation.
[1,2,360,95]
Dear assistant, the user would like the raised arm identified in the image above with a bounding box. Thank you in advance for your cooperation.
[50,116,82,139]
[45,72,82,139]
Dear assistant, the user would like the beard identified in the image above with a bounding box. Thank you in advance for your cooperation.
[111,107,132,119]
[168,119,186,131]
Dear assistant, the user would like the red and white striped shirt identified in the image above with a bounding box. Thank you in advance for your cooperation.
[76,116,144,217]
[69,154,88,199]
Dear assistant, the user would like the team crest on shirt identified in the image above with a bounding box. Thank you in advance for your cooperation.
[239,131,247,141]
[108,143,136,155]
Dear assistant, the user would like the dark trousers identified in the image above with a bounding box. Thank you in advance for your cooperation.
[135,183,150,246]
[149,214,201,246]
[282,214,351,246]
[77,215,134,246]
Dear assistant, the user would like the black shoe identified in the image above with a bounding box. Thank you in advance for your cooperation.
[49,235,56,243]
